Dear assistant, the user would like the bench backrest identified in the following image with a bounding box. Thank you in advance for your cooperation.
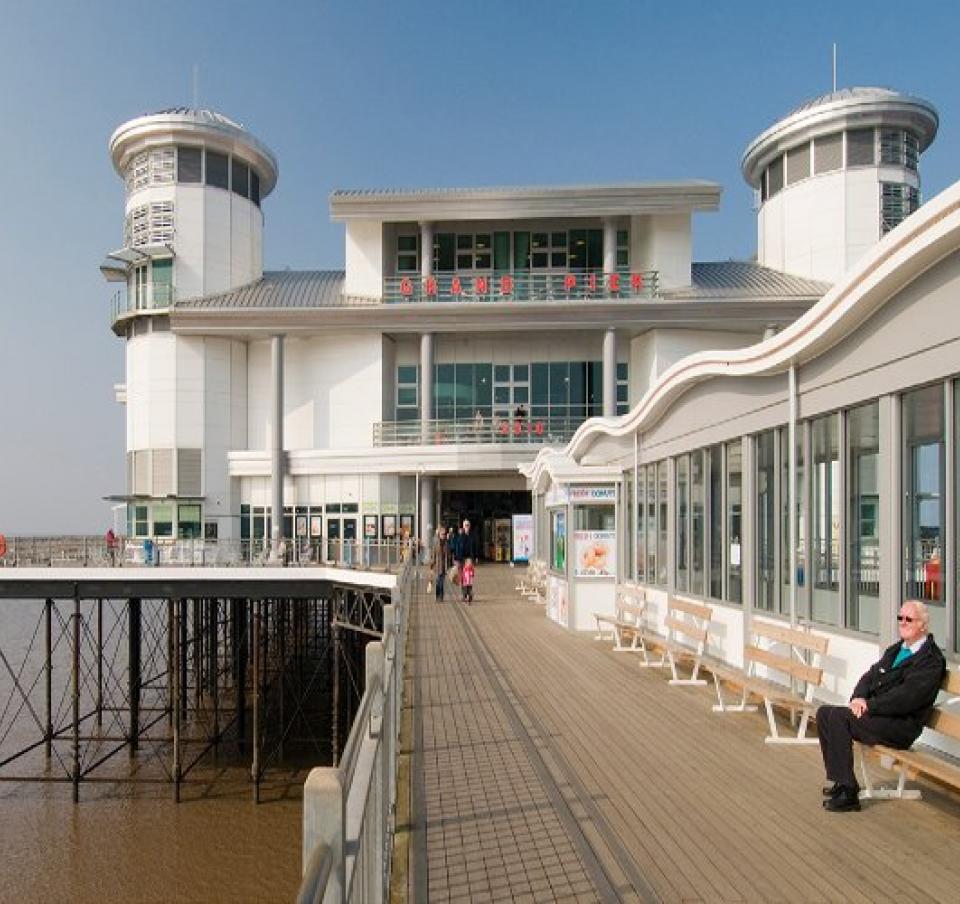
[665,595,712,649]
[927,670,960,741]
[614,584,646,623]
[745,620,828,691]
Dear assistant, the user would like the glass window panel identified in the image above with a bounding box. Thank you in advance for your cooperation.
[657,462,668,585]
[475,234,491,250]
[847,128,876,167]
[397,364,418,384]
[205,151,229,189]
[435,363,455,407]
[726,441,742,604]
[549,363,568,415]
[676,456,689,592]
[709,446,723,599]
[513,232,530,270]
[457,234,473,250]
[398,235,418,252]
[397,254,418,272]
[551,251,567,268]
[812,414,840,625]
[780,428,806,615]
[512,364,528,382]
[494,364,510,382]
[691,450,705,596]
[551,232,567,247]
[617,384,628,403]
[616,230,628,246]
[474,364,492,408]
[494,386,510,404]
[177,146,202,183]
[435,233,455,270]
[454,363,474,407]
[532,233,548,249]
[532,252,549,268]
[476,253,491,269]
[397,386,417,405]
[617,249,629,268]
[756,430,776,612]
[903,384,945,638]
[637,468,646,582]
[569,230,587,269]
[616,362,628,381]
[153,504,173,538]
[568,362,586,411]
[587,229,603,269]
[457,253,473,269]
[513,386,528,404]
[647,464,658,585]
[848,402,880,634]
[493,232,510,270]
[231,159,249,197]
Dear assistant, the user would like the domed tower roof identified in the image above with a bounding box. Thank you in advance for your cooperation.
[741,86,938,188]
[109,106,279,197]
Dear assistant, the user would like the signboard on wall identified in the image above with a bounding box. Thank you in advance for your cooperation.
[569,486,616,503]
[512,514,533,563]
[573,530,617,578]
[547,575,568,627]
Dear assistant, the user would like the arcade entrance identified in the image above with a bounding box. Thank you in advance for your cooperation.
[439,490,531,562]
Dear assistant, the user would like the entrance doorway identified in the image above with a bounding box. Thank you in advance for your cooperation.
[439,490,531,562]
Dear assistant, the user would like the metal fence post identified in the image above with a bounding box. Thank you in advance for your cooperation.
[303,768,344,902]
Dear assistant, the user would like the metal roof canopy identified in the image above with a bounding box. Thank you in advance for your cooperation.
[330,181,722,221]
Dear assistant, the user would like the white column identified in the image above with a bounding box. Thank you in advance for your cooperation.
[419,476,436,553]
[420,332,434,441]
[602,327,617,418]
[270,334,284,556]
[603,217,617,274]
[420,222,434,278]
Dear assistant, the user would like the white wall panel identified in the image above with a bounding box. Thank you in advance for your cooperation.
[344,221,383,297]
[173,186,204,300]
[175,337,204,447]
[203,189,231,295]
[246,339,272,450]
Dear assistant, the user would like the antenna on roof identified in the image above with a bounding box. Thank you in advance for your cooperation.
[832,43,837,92]
[192,63,199,108]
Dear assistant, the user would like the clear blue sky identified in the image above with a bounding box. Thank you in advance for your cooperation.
[1,0,959,534]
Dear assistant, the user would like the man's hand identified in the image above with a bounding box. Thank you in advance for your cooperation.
[849,697,868,718]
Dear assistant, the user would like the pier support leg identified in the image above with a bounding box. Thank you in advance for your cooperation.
[96,599,103,731]
[180,597,188,719]
[209,599,219,743]
[236,600,247,752]
[128,598,141,756]
[45,598,52,761]
[332,623,340,766]
[72,591,81,804]
[167,600,175,726]
[173,600,181,803]
[252,601,261,803]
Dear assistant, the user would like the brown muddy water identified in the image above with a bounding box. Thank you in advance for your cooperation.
[0,597,347,903]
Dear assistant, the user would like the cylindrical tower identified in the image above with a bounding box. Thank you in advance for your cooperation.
[105,109,277,543]
[742,87,938,283]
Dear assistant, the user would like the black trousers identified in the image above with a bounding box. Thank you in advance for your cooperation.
[816,705,916,788]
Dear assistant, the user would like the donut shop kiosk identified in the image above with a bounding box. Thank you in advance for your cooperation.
[542,473,621,632]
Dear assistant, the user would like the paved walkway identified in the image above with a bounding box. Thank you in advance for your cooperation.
[407,565,960,903]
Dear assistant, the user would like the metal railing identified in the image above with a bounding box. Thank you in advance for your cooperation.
[383,268,659,304]
[373,414,587,447]
[299,563,415,903]
[110,283,176,325]
[0,536,420,571]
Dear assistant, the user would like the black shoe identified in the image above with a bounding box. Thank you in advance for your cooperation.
[822,782,842,798]
[823,787,861,812]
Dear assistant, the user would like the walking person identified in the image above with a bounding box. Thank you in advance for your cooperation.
[461,557,475,605]
[430,526,451,601]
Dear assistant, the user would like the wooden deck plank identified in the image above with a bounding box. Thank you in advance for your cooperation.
[410,567,960,903]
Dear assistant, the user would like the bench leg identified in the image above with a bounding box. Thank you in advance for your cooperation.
[668,654,708,687]
[712,680,757,713]
[857,748,922,800]
[762,703,818,745]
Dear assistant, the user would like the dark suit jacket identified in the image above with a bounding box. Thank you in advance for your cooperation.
[852,635,946,744]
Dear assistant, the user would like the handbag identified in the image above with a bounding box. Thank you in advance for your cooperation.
[447,565,461,585]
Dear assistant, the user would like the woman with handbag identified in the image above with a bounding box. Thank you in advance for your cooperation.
[430,526,452,601]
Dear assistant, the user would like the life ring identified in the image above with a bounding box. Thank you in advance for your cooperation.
[0,535,7,558]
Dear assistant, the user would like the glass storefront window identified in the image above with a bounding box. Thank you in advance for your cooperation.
[812,414,840,625]
[690,451,704,596]
[709,446,723,600]
[637,467,646,582]
[646,464,657,584]
[624,472,634,580]
[756,431,776,612]
[903,384,945,639]
[133,505,148,537]
[780,428,805,616]
[726,441,742,604]
[657,461,668,586]
[676,455,689,591]
[550,509,567,573]
[847,402,880,633]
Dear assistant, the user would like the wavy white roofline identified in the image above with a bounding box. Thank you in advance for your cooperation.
[524,179,960,493]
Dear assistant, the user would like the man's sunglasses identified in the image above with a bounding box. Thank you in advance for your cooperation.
[897,615,917,623]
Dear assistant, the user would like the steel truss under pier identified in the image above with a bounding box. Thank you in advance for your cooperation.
[0,569,395,802]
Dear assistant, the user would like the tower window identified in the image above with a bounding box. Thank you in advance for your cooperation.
[846,128,876,167]
[205,151,229,189]
[880,183,920,234]
[231,159,249,198]
[814,133,842,174]
[177,147,202,183]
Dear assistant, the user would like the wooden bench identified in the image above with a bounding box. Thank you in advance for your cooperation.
[857,669,960,800]
[518,560,546,605]
[709,620,829,745]
[638,595,713,686]
[593,584,647,652]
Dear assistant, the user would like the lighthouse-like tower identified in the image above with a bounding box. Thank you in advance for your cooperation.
[742,87,938,284]
[104,109,278,541]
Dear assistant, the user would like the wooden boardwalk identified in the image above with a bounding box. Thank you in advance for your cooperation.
[407,565,960,903]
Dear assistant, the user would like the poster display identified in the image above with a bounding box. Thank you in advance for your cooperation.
[512,514,533,563]
[381,514,397,538]
[547,575,568,627]
[573,530,617,578]
[551,510,566,572]
[363,515,378,539]
[399,514,414,538]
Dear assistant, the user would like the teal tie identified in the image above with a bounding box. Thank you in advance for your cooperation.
[892,646,913,668]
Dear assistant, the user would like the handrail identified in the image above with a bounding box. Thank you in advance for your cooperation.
[373,414,587,447]
[299,562,415,903]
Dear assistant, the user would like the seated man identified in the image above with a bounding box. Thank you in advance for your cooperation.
[816,600,946,812]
